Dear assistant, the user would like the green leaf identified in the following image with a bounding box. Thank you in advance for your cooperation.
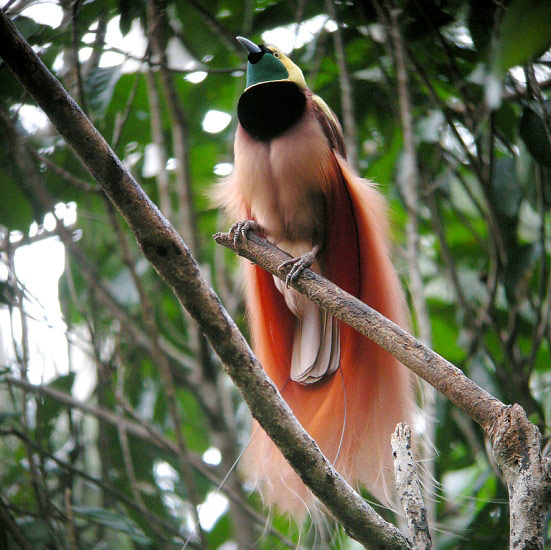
[0,174,34,231]
[72,506,151,545]
[85,65,124,118]
[37,373,75,440]
[498,0,551,70]
[504,242,542,303]
[118,0,142,36]
[491,157,522,219]
[13,16,40,41]
[519,101,551,167]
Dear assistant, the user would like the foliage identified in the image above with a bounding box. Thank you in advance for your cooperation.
[0,0,550,548]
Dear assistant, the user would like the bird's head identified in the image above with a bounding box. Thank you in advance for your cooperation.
[236,36,307,90]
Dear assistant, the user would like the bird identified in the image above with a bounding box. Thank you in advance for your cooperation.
[212,36,415,517]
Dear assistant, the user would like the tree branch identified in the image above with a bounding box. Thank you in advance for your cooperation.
[391,424,432,550]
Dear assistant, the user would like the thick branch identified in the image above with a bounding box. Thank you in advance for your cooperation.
[0,12,410,549]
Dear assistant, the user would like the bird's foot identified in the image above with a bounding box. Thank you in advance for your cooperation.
[229,219,260,248]
[279,250,317,287]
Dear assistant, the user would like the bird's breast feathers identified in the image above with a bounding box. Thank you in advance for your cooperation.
[234,98,334,244]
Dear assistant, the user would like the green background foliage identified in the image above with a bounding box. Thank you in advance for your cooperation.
[0,0,550,548]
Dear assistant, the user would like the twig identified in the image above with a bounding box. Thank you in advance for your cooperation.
[64,488,78,550]
[29,149,100,191]
[425,191,471,318]
[0,493,33,550]
[112,61,144,151]
[145,66,172,220]
[147,1,218,398]
[386,3,431,348]
[186,0,240,54]
[114,359,147,510]
[82,10,107,76]
[147,0,200,258]
[0,224,77,252]
[391,423,432,550]
[93,45,244,73]
[70,0,87,114]
[325,0,358,169]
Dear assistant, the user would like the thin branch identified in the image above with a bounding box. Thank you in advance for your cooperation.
[0,493,33,550]
[147,0,200,258]
[0,224,76,252]
[64,489,78,550]
[386,2,432,348]
[186,0,240,54]
[29,148,100,192]
[82,10,107,76]
[145,66,172,220]
[392,423,432,550]
[70,0,87,113]
[95,45,244,73]
[385,5,436,529]
[112,63,144,151]
[425,191,471,318]
[325,0,358,169]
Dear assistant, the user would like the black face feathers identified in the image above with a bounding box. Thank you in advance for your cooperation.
[237,80,307,142]
[247,45,272,65]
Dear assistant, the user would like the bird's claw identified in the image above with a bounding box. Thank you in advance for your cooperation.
[279,252,315,287]
[229,220,259,248]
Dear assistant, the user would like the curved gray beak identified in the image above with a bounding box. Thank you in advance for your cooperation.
[236,36,262,54]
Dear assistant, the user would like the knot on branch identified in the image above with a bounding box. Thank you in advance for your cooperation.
[490,404,541,477]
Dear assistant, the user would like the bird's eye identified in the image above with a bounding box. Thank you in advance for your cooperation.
[273,52,280,58]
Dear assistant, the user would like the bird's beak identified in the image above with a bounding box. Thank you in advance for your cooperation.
[236,36,262,54]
